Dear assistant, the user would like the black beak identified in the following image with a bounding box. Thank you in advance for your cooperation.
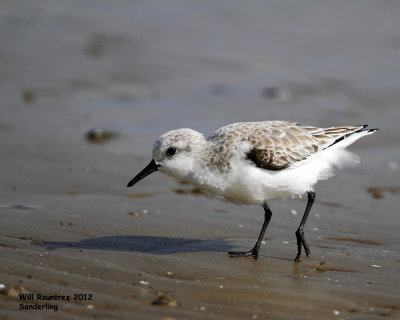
[127,159,159,187]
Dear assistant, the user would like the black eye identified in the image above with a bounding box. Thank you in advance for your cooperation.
[166,147,176,156]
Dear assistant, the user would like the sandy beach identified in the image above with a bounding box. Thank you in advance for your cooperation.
[1,1,400,319]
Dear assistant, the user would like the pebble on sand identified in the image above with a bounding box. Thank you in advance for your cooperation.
[151,294,178,307]
[85,128,116,144]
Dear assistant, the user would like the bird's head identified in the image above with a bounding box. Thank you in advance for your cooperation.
[127,128,206,187]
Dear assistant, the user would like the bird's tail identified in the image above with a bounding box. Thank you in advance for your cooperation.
[324,125,378,149]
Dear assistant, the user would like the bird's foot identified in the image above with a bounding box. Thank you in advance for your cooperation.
[294,250,309,262]
[228,247,259,259]
[294,231,310,262]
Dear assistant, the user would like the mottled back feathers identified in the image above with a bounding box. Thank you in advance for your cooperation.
[207,121,368,171]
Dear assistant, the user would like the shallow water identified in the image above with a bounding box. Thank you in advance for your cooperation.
[1,0,400,319]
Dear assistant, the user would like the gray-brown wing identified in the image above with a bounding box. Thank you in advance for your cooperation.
[243,122,366,170]
[243,122,319,170]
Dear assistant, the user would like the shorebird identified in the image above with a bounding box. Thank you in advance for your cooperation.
[127,121,377,261]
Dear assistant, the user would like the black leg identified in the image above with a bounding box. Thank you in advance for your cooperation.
[228,202,272,259]
[294,191,315,262]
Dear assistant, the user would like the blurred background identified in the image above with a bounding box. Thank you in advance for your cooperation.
[1,1,400,318]
[2,0,399,157]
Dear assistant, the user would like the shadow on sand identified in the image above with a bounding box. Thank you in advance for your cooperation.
[35,235,234,255]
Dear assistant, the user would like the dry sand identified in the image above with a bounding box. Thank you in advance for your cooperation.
[1,1,400,319]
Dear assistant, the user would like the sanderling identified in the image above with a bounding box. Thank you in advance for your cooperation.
[127,121,377,261]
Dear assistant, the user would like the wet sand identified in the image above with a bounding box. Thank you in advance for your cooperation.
[1,1,400,319]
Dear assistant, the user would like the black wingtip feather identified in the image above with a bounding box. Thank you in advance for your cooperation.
[355,124,369,132]
[324,124,377,149]
[356,125,379,133]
